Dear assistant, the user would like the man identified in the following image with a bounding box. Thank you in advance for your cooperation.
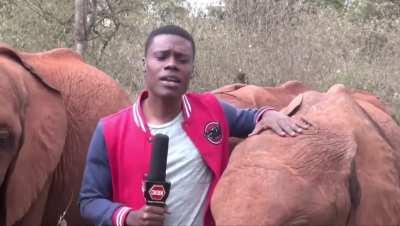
[79,25,309,226]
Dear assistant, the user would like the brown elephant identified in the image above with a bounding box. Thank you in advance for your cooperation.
[212,80,393,114]
[0,44,131,226]
[212,80,311,109]
[211,83,400,226]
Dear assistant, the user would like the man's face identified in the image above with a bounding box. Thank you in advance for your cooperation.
[144,34,194,99]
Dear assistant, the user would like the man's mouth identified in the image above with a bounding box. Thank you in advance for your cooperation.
[160,75,181,84]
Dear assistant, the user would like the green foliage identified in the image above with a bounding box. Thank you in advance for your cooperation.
[0,0,399,120]
[206,5,225,20]
[224,0,302,33]
[306,0,345,10]
[0,0,73,50]
[351,0,400,18]
[144,0,189,22]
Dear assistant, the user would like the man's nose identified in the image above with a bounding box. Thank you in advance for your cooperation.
[164,57,178,70]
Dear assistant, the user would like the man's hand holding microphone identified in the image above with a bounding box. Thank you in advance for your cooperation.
[125,134,170,226]
[125,206,168,226]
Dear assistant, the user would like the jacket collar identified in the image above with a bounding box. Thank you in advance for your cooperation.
[132,91,192,132]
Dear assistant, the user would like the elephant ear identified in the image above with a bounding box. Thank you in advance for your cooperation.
[281,94,303,116]
[0,45,68,226]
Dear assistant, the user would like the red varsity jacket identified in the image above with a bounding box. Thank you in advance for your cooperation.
[102,91,231,226]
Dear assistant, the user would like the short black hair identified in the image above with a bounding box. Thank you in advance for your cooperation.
[144,25,195,59]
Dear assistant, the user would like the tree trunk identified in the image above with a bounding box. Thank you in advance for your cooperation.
[87,0,97,32]
[74,0,88,57]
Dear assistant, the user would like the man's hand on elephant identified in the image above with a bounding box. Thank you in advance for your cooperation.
[249,110,310,137]
[125,205,168,226]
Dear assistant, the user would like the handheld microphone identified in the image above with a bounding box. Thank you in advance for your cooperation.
[144,133,170,207]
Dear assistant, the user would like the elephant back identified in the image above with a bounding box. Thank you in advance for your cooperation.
[20,48,131,120]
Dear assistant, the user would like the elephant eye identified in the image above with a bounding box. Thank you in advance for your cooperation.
[0,129,13,150]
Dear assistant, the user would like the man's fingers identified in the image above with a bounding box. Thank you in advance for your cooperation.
[142,219,164,226]
[164,208,171,215]
[127,206,166,226]
[141,206,166,223]
[278,120,297,137]
[248,123,264,136]
[140,214,164,226]
[292,119,308,130]
[142,212,164,221]
[289,121,303,134]
[145,206,165,214]
[249,114,312,137]
[271,123,286,137]
[285,119,303,133]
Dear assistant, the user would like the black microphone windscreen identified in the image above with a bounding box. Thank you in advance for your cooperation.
[148,133,169,181]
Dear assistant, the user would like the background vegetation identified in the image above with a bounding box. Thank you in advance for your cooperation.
[1,0,399,120]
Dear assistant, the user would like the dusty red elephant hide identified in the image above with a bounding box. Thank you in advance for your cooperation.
[211,82,400,226]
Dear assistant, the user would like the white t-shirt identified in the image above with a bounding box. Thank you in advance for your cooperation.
[148,113,212,226]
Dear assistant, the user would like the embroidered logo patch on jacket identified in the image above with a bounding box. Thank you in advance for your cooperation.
[204,121,222,144]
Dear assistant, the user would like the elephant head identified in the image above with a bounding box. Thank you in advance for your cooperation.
[211,84,400,226]
[0,45,67,225]
[212,81,311,150]
[0,44,131,226]
[212,80,310,109]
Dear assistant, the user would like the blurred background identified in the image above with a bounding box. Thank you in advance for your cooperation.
[1,0,399,119]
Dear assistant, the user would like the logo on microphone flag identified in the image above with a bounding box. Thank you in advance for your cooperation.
[149,184,166,201]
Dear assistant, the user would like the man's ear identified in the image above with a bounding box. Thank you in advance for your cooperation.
[189,65,195,78]
[142,57,146,73]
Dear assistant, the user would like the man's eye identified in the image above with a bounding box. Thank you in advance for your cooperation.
[178,58,190,63]
[156,55,167,60]
[154,52,168,60]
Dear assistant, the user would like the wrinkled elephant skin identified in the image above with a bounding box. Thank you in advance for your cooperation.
[0,44,131,226]
[211,84,400,226]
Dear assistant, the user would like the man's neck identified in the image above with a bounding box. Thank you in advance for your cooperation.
[142,95,182,125]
